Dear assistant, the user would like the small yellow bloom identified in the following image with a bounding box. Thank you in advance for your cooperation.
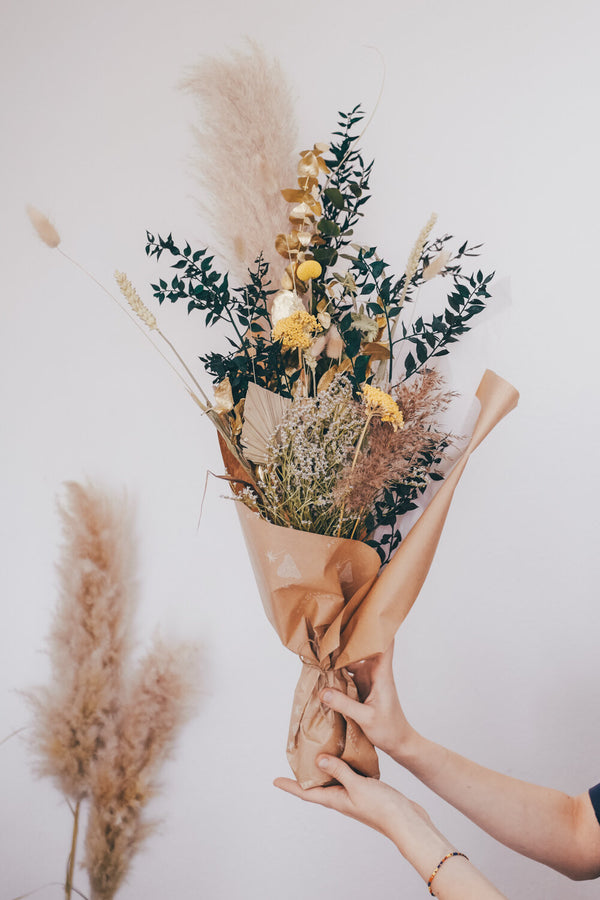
[362,384,404,431]
[296,259,322,281]
[272,310,322,351]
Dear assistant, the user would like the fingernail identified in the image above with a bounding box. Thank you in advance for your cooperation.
[322,690,333,704]
[317,756,331,771]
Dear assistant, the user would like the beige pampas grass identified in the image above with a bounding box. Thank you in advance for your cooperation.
[182,43,298,284]
[26,205,61,248]
[27,482,136,803]
[85,639,200,900]
[26,482,201,900]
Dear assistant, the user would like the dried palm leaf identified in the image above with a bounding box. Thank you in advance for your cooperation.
[241,382,291,464]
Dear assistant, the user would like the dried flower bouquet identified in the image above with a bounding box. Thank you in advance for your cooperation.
[28,46,519,789]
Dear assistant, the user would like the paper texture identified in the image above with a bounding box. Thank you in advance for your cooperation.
[236,370,519,788]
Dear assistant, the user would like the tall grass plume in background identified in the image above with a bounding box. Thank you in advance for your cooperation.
[26,482,201,900]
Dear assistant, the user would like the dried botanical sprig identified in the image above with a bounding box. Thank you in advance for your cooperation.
[84,639,200,900]
[336,369,455,517]
[398,212,438,308]
[115,271,157,330]
[26,205,61,248]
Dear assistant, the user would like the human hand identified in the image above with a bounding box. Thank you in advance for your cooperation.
[274,755,453,876]
[324,641,415,760]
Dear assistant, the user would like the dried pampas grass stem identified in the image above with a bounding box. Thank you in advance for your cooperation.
[181,43,297,283]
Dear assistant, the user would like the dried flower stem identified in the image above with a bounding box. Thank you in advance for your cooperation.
[57,249,211,409]
[65,800,81,900]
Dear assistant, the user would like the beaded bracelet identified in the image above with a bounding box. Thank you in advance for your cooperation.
[427,851,469,896]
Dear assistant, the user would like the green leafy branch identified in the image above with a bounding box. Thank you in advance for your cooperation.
[398,269,493,380]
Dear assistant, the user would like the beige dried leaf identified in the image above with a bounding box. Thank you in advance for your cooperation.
[213,377,234,414]
[26,205,60,248]
[241,382,291,464]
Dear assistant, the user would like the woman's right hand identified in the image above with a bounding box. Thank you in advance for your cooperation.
[323,641,414,760]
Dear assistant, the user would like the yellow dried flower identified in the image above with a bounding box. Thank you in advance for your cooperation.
[362,384,404,431]
[272,310,322,351]
[114,271,157,330]
[296,259,322,281]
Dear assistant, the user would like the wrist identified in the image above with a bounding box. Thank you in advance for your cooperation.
[388,816,454,880]
[385,721,423,766]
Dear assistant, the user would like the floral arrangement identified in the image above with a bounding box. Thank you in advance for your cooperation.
[142,106,493,562]
[27,45,518,790]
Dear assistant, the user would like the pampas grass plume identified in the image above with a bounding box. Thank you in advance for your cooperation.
[85,639,200,900]
[182,43,297,284]
[26,204,61,248]
[27,482,136,802]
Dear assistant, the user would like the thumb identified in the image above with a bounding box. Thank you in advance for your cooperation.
[317,754,357,787]
[321,687,368,727]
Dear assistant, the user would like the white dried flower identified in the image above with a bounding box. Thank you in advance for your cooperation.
[271,290,304,327]
[26,205,61,248]
[350,312,379,342]
[317,311,331,330]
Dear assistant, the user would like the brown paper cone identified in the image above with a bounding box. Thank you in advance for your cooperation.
[235,370,518,787]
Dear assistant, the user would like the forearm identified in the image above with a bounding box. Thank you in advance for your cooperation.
[388,814,508,899]
[395,729,600,879]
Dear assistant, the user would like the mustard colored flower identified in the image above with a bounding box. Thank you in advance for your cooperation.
[296,259,322,282]
[362,384,404,431]
[272,310,322,351]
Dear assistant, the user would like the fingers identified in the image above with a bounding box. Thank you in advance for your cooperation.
[274,757,356,796]
[273,766,349,809]
[321,687,370,728]
[273,777,309,799]
[316,754,359,788]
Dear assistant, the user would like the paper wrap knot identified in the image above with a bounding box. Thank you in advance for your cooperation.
[234,370,520,788]
[291,629,380,788]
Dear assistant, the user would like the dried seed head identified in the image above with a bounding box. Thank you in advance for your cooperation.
[26,205,61,248]
[114,271,157,330]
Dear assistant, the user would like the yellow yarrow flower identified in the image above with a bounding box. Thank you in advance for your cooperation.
[362,384,404,431]
[272,310,322,351]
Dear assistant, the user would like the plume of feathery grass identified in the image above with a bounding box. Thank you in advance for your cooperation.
[335,370,456,513]
[181,42,298,284]
[25,483,201,900]
[27,482,136,803]
[84,639,200,900]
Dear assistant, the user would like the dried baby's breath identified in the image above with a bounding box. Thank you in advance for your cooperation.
[254,375,366,537]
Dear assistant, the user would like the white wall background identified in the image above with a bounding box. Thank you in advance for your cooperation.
[1,0,599,897]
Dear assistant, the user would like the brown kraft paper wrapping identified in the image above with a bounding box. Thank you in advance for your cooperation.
[236,370,519,788]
